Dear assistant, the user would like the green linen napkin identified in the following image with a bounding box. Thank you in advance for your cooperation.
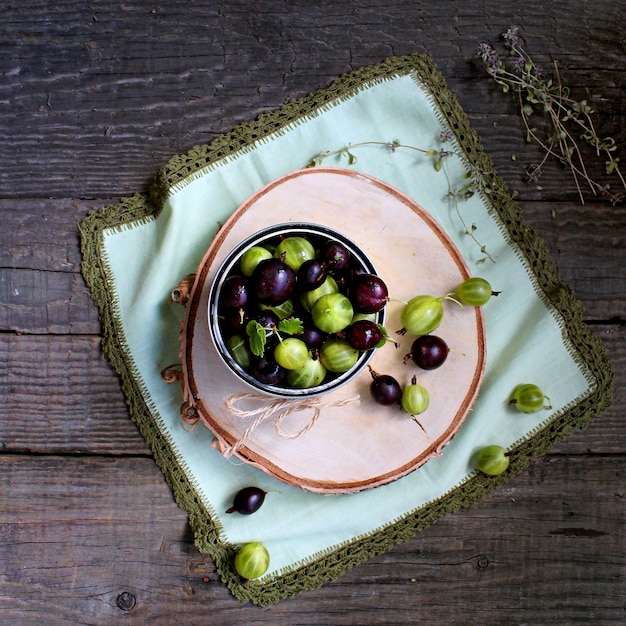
[79,54,613,605]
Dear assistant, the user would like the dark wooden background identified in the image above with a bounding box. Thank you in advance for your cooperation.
[1,2,624,624]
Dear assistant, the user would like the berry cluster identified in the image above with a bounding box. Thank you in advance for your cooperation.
[216,231,389,391]
[369,277,498,419]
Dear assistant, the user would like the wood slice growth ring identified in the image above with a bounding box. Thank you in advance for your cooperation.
[180,168,486,493]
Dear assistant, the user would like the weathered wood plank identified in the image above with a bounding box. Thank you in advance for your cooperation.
[519,203,626,321]
[0,324,622,461]
[0,268,100,335]
[1,1,624,623]
[0,198,103,272]
[0,3,624,200]
[0,106,622,203]
[0,334,148,454]
[0,198,623,336]
[0,453,623,624]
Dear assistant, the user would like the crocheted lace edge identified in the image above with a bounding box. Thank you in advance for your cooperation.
[78,53,613,606]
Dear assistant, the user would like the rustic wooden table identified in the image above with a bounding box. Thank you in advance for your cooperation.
[1,2,624,624]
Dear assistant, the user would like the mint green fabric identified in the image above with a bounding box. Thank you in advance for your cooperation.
[80,55,612,605]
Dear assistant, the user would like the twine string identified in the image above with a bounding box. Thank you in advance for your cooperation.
[221,392,360,457]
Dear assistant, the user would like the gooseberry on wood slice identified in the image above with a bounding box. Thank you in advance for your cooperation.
[368,367,402,406]
[454,276,500,306]
[405,335,449,370]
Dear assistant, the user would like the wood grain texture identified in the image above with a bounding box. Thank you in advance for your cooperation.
[0,454,623,624]
[1,0,624,623]
[0,199,622,336]
[0,327,622,456]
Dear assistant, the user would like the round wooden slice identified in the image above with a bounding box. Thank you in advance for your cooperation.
[181,168,486,493]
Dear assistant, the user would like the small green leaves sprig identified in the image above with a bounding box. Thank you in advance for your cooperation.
[476,25,625,206]
[306,135,495,264]
[246,317,304,357]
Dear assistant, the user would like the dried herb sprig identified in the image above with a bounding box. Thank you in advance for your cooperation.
[306,136,495,264]
[477,25,625,205]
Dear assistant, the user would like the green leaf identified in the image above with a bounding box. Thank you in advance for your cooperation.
[434,158,443,172]
[246,320,267,357]
[278,317,304,336]
[425,149,439,157]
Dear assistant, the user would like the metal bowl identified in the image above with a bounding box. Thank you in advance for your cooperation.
[208,222,385,398]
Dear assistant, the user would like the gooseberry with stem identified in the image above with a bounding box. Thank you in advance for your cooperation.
[297,258,327,291]
[274,337,309,370]
[398,293,462,337]
[401,375,430,416]
[220,274,249,309]
[251,258,296,305]
[226,486,267,515]
[274,236,316,271]
[509,384,552,413]
[320,240,351,272]
[476,445,510,476]
[405,335,449,370]
[345,319,383,351]
[368,366,402,406]
[454,276,500,306]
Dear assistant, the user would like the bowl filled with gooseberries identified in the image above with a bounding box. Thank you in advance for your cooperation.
[208,223,389,398]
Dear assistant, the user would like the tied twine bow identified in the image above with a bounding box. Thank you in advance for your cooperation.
[218,392,360,458]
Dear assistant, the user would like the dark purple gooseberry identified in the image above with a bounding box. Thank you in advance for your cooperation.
[223,307,250,332]
[345,320,383,351]
[408,335,449,370]
[256,310,280,331]
[297,259,327,291]
[220,274,249,309]
[251,258,296,305]
[250,355,287,385]
[226,486,267,515]
[369,371,402,406]
[349,266,368,278]
[298,325,325,349]
[320,240,351,272]
[350,273,388,313]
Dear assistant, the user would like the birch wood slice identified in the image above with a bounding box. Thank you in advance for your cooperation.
[181,168,486,493]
